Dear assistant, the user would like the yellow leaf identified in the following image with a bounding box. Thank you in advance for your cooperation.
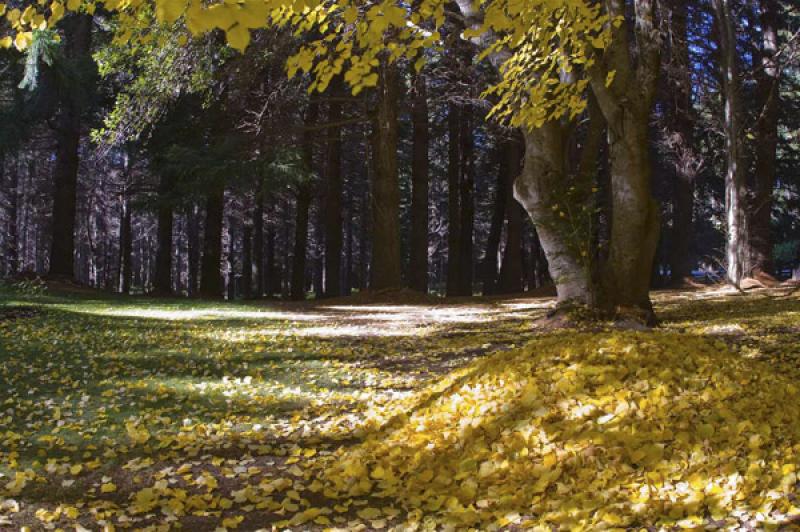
[356,507,382,520]
[221,515,244,529]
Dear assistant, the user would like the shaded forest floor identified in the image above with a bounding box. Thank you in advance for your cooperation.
[1,285,800,530]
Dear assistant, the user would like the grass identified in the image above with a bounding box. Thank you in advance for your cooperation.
[1,285,799,530]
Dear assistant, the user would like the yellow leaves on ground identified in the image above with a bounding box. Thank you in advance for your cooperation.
[322,330,800,529]
[2,288,800,529]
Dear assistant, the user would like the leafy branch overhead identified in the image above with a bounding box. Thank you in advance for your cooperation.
[2,0,611,128]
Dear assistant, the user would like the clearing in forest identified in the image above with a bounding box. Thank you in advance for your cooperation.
[1,286,800,530]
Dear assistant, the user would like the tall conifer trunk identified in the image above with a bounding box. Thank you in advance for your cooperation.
[199,182,224,297]
[49,14,92,278]
[712,0,750,286]
[291,103,318,301]
[751,0,780,277]
[369,60,402,291]
[409,72,430,293]
[154,175,174,294]
[324,81,343,297]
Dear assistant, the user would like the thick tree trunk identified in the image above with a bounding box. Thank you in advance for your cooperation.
[515,123,595,305]
[369,60,402,290]
[751,0,780,276]
[713,0,750,286]
[199,182,224,298]
[49,14,92,279]
[498,139,525,294]
[601,113,660,312]
[154,176,174,295]
[482,143,509,295]
[324,82,343,297]
[588,0,661,318]
[409,72,430,293]
[446,104,463,297]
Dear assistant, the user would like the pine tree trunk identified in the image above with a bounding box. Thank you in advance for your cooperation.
[481,143,509,295]
[154,176,174,295]
[666,0,696,284]
[227,216,236,300]
[199,182,224,297]
[369,60,402,291]
[458,105,475,295]
[4,154,19,275]
[409,72,430,293]
[291,187,312,301]
[446,104,463,297]
[324,83,344,297]
[49,14,92,279]
[265,224,276,296]
[242,225,252,298]
[187,205,200,297]
[291,104,318,301]
[713,0,750,286]
[253,183,265,297]
[118,193,133,294]
[751,0,780,277]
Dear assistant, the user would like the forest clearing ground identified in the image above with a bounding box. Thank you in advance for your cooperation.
[1,285,800,530]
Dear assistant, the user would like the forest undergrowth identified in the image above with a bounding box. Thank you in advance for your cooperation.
[1,285,800,531]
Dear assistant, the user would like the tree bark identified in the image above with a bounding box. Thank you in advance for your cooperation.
[515,123,595,305]
[253,181,265,297]
[409,71,430,293]
[291,187,312,300]
[369,60,403,290]
[3,154,19,276]
[481,143,508,295]
[153,175,174,295]
[118,193,132,294]
[187,204,200,296]
[265,223,276,296]
[199,182,224,298]
[49,14,92,279]
[227,216,237,300]
[665,0,696,284]
[712,0,750,286]
[446,104,463,297]
[324,80,344,297]
[291,103,318,301]
[458,105,475,295]
[588,0,661,318]
[242,225,252,298]
[751,0,780,276]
